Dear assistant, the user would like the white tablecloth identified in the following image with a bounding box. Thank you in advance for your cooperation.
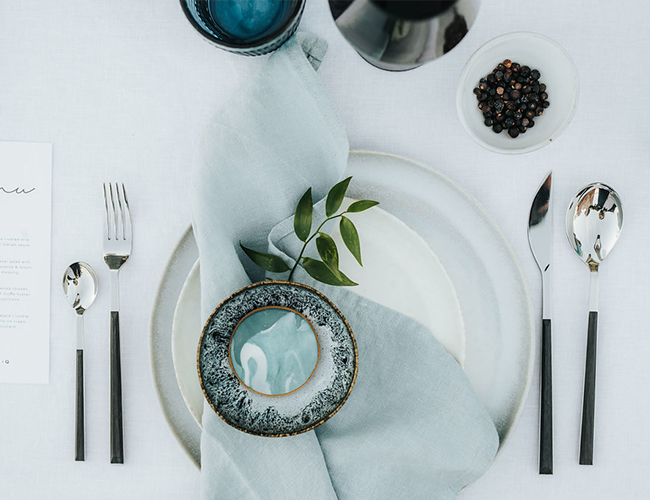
[1,0,649,498]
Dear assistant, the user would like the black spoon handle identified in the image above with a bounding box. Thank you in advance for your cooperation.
[540,318,553,474]
[580,311,598,465]
[110,311,124,464]
[75,349,84,461]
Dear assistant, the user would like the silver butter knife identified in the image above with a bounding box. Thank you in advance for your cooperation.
[527,172,553,475]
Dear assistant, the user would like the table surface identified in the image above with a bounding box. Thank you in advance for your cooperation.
[1,1,649,498]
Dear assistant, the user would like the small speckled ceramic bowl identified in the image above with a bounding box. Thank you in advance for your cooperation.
[457,32,579,154]
[197,281,358,437]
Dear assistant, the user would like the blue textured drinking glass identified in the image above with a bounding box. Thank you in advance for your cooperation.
[180,0,306,56]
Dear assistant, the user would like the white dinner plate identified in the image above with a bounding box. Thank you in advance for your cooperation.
[172,199,467,427]
[150,151,534,468]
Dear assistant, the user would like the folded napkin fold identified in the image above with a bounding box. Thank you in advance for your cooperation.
[191,33,499,500]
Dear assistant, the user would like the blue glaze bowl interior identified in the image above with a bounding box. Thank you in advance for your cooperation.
[229,307,318,396]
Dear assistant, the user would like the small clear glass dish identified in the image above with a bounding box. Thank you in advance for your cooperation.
[457,32,579,154]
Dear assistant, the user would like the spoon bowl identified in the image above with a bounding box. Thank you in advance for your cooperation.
[63,262,98,314]
[566,183,623,271]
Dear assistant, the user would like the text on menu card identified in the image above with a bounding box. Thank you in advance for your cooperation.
[0,142,52,384]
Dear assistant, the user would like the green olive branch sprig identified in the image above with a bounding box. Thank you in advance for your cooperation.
[240,176,379,287]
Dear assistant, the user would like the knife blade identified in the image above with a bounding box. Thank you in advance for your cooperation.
[527,171,553,475]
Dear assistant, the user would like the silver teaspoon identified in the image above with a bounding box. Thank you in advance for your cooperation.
[566,183,623,465]
[63,262,98,461]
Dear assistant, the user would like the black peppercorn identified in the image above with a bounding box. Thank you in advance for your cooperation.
[474,59,549,138]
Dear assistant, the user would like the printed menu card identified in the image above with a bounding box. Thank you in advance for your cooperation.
[0,142,52,384]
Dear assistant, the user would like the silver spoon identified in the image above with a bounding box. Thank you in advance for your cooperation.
[63,262,98,461]
[566,183,623,465]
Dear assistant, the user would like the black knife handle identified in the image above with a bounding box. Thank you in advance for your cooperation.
[580,311,598,465]
[110,311,124,464]
[540,319,553,474]
[75,349,85,461]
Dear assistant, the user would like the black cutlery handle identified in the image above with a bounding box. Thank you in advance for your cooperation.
[580,311,598,465]
[110,311,124,464]
[75,349,85,461]
[540,318,553,474]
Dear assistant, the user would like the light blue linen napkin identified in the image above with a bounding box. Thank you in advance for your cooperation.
[191,33,499,500]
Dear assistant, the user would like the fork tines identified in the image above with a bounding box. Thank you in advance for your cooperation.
[103,183,132,243]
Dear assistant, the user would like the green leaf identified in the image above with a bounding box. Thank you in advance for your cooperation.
[316,233,339,275]
[294,188,313,242]
[302,258,358,286]
[340,216,362,266]
[325,176,352,217]
[240,242,290,273]
[346,199,379,213]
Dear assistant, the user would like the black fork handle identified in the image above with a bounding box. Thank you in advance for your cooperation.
[110,311,124,464]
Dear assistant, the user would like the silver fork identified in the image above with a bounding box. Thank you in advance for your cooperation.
[103,183,132,464]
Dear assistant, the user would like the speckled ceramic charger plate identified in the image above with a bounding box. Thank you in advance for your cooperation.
[150,151,534,468]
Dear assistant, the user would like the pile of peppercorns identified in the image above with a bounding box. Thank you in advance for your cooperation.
[473,59,549,138]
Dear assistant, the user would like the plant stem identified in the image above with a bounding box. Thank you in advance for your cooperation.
[287,213,345,282]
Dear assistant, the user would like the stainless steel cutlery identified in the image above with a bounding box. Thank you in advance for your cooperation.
[566,183,623,465]
[103,183,132,464]
[527,172,554,475]
[62,262,98,462]
[529,175,624,469]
